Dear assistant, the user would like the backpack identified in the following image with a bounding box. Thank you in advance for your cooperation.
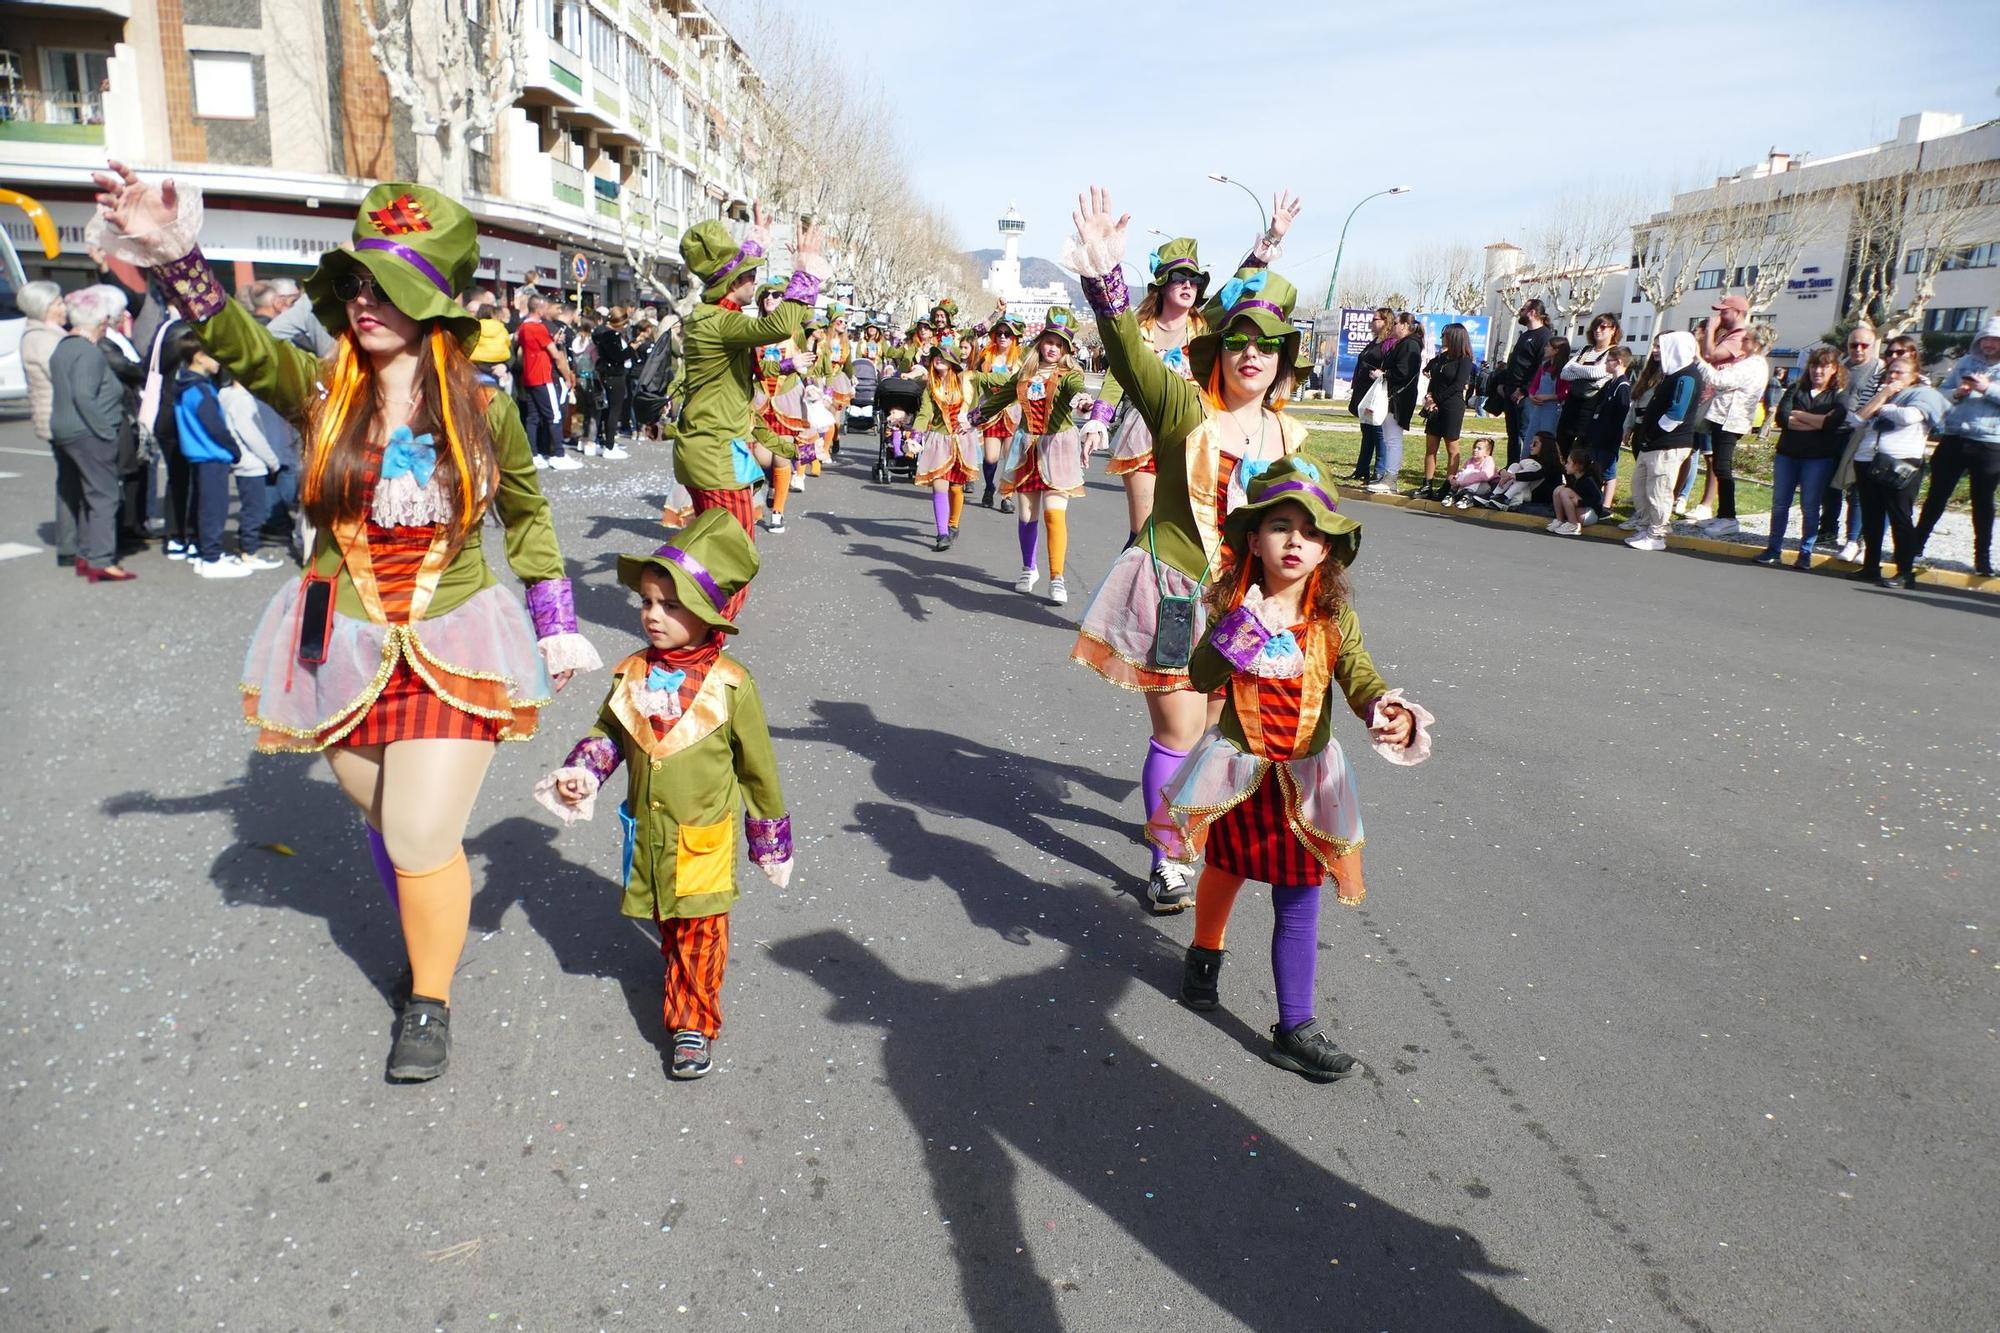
[630,330,681,427]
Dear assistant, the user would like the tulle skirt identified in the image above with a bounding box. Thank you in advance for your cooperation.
[826,370,854,410]
[239,580,552,753]
[1105,405,1157,477]
[999,427,1087,497]
[1071,544,1209,691]
[1146,731,1367,904]
[914,430,979,486]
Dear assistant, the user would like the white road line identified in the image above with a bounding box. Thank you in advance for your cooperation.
[0,447,56,458]
[0,541,44,561]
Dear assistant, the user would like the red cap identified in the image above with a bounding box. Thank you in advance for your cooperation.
[1712,294,1749,317]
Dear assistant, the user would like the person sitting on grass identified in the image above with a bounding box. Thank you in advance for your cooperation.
[1471,430,1555,511]
[1443,437,1497,507]
[1548,446,1607,536]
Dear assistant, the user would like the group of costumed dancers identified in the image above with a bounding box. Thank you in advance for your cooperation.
[90,156,1432,1087]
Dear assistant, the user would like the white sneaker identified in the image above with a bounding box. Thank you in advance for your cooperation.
[1836,540,1861,564]
[1671,500,1689,517]
[601,445,630,460]
[583,442,600,457]
[1624,534,1666,552]
[791,473,805,493]
[236,552,284,570]
[549,455,584,471]
[194,556,255,579]
[533,455,550,470]
[765,512,787,534]
[1686,505,1713,522]
[1365,481,1394,494]
[1048,576,1068,605]
[1545,518,1563,533]
[1555,521,1582,536]
[1014,566,1040,594]
[1703,516,1740,537]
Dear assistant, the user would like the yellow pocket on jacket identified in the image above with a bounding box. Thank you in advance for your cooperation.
[674,816,734,899]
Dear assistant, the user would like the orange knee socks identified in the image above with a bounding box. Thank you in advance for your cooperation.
[770,462,792,514]
[948,485,966,529]
[1193,867,1244,951]
[397,849,472,1003]
[1046,508,1069,578]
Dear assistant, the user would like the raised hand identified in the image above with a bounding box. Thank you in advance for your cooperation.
[791,217,826,262]
[748,200,773,249]
[91,159,178,237]
[1269,190,1303,240]
[1070,185,1129,255]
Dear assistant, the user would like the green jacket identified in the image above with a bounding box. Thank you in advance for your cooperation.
[192,299,563,622]
[1095,316,1195,414]
[592,652,787,921]
[912,370,974,434]
[674,297,811,491]
[971,366,1086,431]
[1189,604,1388,755]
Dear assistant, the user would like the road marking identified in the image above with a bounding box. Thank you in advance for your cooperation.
[0,471,18,479]
[0,447,56,458]
[0,541,43,561]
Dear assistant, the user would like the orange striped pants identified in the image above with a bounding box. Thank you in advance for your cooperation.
[657,911,729,1036]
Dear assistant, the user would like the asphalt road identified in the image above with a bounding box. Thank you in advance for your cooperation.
[1,411,1994,1333]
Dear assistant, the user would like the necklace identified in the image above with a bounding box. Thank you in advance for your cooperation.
[1218,400,1269,456]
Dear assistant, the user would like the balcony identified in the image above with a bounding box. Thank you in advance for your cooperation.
[593,174,621,220]
[0,89,106,145]
[551,159,586,209]
[519,25,585,108]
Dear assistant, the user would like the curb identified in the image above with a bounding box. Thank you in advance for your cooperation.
[1334,484,2000,596]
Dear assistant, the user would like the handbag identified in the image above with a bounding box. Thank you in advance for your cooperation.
[1356,378,1389,426]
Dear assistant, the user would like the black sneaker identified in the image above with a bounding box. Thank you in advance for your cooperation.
[1265,1019,1360,1083]
[670,1029,713,1080]
[980,486,996,509]
[1181,945,1224,1011]
[998,497,1014,514]
[934,532,953,552]
[387,996,450,1081]
[1145,862,1194,914]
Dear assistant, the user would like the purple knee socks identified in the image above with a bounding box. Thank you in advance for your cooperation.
[1017,519,1040,569]
[932,489,952,536]
[366,824,400,910]
[1270,883,1322,1030]
[1141,738,1189,867]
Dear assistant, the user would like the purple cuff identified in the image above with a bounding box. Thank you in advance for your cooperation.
[778,356,798,375]
[1088,398,1116,426]
[564,736,621,786]
[782,270,821,306]
[1209,606,1273,673]
[158,246,228,322]
[746,815,793,865]
[1081,269,1130,320]
[525,578,579,639]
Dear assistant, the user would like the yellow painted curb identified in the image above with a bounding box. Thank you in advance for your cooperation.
[1334,484,2000,596]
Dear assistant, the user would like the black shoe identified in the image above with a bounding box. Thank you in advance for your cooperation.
[56,554,76,568]
[1145,862,1194,914]
[387,996,450,1081]
[1847,567,1880,583]
[1265,1019,1360,1083]
[670,1029,713,1080]
[980,486,996,509]
[998,497,1014,514]
[1901,569,1920,590]
[1181,945,1224,1011]
[1977,564,1995,579]
[934,532,953,552]
[949,525,959,538]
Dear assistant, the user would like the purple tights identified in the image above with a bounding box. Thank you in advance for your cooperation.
[932,489,952,536]
[367,824,400,910]
[1271,883,1322,1030]
[1016,518,1040,569]
[1141,738,1188,868]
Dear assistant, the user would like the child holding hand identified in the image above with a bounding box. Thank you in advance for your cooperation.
[1149,456,1432,1084]
[535,508,793,1079]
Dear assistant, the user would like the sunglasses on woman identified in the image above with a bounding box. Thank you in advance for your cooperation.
[1220,333,1285,353]
[332,269,379,303]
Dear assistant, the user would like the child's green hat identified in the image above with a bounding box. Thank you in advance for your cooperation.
[616,507,759,635]
[1221,455,1362,567]
[1036,306,1080,352]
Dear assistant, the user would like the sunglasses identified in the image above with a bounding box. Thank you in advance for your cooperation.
[1220,333,1286,354]
[332,269,379,303]
[1846,341,1874,350]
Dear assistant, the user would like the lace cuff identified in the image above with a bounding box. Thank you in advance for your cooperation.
[156,247,228,322]
[540,632,603,675]
[565,735,622,785]
[89,182,205,268]
[746,814,793,865]
[1081,268,1131,320]
[1248,231,1283,267]
[1367,689,1435,766]
[533,766,600,824]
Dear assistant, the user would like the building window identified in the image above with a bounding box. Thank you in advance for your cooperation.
[1905,247,1927,274]
[589,10,618,75]
[1922,306,1986,333]
[1730,265,1759,288]
[189,51,256,120]
[1944,242,1998,271]
[1693,269,1724,291]
[626,38,647,94]
[541,0,582,51]
[40,48,110,123]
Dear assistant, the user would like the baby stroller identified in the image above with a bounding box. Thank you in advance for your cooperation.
[870,372,926,484]
[846,358,879,435]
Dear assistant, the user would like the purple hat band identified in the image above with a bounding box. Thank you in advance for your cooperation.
[1258,480,1338,511]
[709,238,766,285]
[1227,298,1287,321]
[654,544,728,613]
[354,238,453,296]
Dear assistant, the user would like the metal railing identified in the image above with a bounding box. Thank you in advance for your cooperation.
[0,90,105,125]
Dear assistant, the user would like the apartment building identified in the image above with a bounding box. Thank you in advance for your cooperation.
[1,0,762,305]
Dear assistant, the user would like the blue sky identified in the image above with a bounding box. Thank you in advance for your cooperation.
[730,1,1999,300]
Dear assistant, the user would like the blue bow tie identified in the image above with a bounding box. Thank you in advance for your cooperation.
[646,665,686,694]
[1237,457,1274,488]
[380,426,437,487]
[1261,629,1299,661]
[1215,269,1269,313]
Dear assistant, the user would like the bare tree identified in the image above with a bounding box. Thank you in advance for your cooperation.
[1329,261,1396,311]
[1700,177,1841,318]
[1843,159,1995,335]
[1511,190,1642,335]
[1629,208,1710,341]
[1406,241,1483,314]
[356,0,530,195]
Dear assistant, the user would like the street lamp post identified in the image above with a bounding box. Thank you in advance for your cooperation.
[1320,186,1411,312]
[1207,174,1267,235]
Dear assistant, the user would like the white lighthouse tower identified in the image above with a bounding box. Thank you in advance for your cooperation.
[981,202,1067,328]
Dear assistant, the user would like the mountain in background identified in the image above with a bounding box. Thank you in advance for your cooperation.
[964,249,1087,309]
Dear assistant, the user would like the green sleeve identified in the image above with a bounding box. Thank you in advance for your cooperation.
[1059,370,1087,429]
[753,417,796,461]
[714,301,807,353]
[1100,309,1201,446]
[193,298,321,420]
[1097,359,1127,412]
[1188,630,1232,695]
[972,370,1020,420]
[912,385,938,433]
[484,391,566,585]
[729,672,787,822]
[1331,604,1388,719]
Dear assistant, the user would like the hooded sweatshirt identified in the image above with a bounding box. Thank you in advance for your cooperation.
[1638,332,1701,452]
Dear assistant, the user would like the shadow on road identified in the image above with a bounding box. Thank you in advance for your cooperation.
[770,803,1542,1333]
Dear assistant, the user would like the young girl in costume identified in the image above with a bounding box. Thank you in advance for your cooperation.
[912,341,980,551]
[750,282,817,535]
[1101,238,1209,544]
[92,163,603,1082]
[976,315,1025,512]
[1150,454,1432,1082]
[535,508,792,1080]
[974,308,1105,605]
[857,319,885,367]
[1066,184,1305,913]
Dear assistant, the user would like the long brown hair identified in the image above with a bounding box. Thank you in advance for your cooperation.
[303,325,498,540]
[1202,518,1351,624]
[1135,282,1209,335]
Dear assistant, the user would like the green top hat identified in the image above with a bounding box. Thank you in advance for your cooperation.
[1036,306,1080,352]
[303,182,480,344]
[615,507,760,636]
[992,314,1024,338]
[1187,265,1302,388]
[826,302,847,321]
[1148,237,1210,298]
[930,298,959,323]
[1221,455,1361,568]
[682,218,767,302]
[927,340,965,370]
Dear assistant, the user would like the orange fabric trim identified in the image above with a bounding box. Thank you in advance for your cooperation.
[330,515,457,625]
[1070,632,1196,693]
[608,653,744,760]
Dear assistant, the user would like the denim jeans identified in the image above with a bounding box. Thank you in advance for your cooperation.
[1380,417,1405,484]
[1765,454,1836,556]
[192,460,233,562]
[1355,422,1382,479]
[235,471,273,554]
